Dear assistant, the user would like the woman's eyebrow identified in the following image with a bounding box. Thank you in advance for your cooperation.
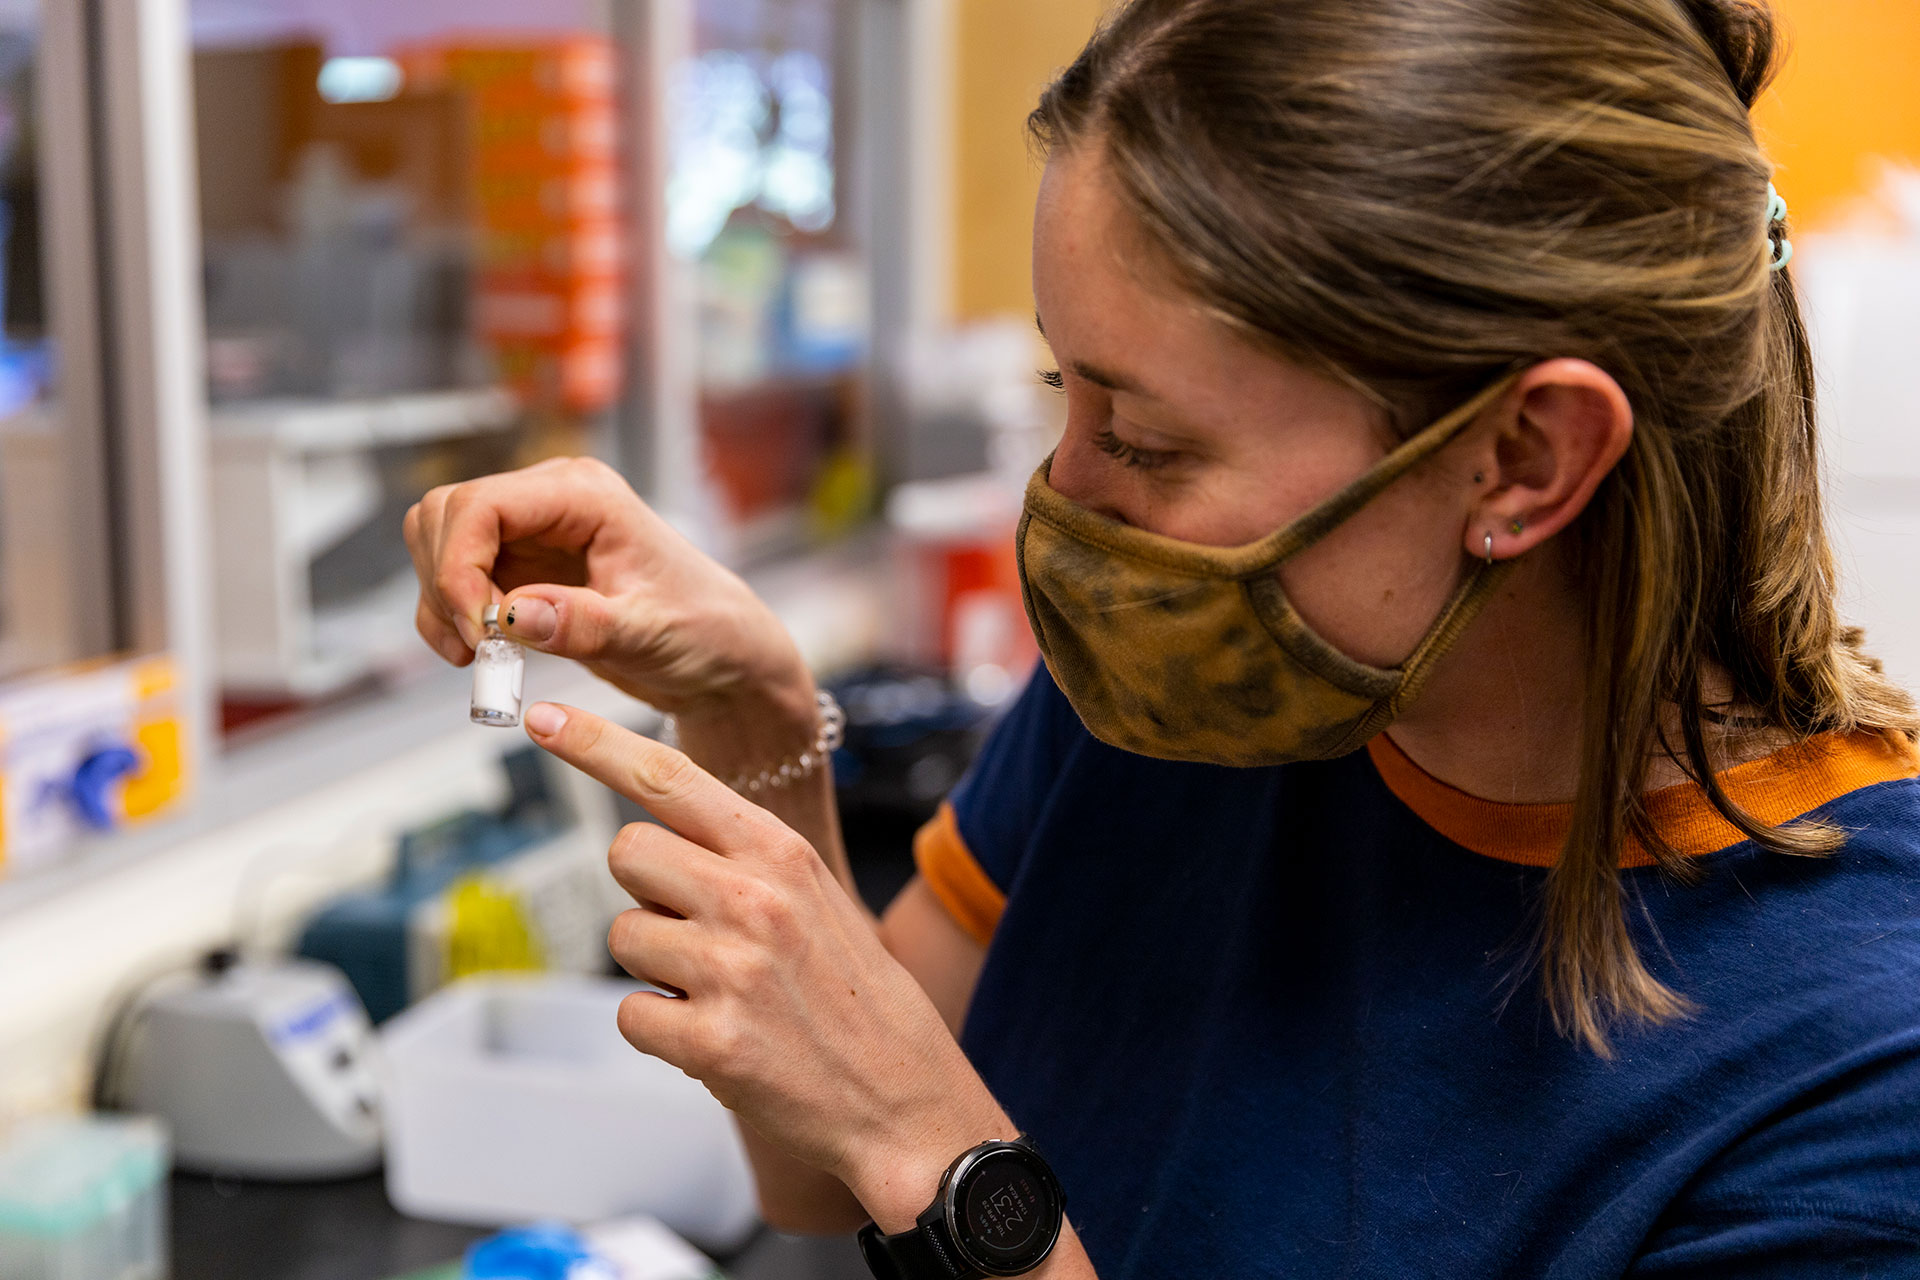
[1035,312,1157,400]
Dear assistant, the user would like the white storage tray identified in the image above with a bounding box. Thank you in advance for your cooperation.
[378,975,757,1251]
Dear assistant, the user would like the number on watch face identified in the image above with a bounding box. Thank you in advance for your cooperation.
[961,1159,1045,1259]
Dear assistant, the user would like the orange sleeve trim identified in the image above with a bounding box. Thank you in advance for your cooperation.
[1367,729,1920,869]
[913,801,1007,947]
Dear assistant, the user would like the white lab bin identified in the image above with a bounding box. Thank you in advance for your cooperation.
[379,975,758,1251]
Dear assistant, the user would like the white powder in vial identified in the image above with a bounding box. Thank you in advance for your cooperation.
[471,605,526,727]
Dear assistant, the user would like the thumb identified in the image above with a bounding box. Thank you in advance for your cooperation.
[499,585,633,661]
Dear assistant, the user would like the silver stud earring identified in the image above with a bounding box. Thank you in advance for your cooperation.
[1484,532,1495,566]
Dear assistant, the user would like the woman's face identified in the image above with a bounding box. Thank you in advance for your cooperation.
[1032,146,1478,669]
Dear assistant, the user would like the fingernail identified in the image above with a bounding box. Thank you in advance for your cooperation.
[454,613,481,650]
[524,703,568,737]
[504,597,557,644]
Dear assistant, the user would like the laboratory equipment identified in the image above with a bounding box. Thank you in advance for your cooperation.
[297,746,625,1023]
[0,1114,169,1280]
[470,605,525,727]
[105,955,383,1180]
[380,975,758,1252]
[207,389,518,703]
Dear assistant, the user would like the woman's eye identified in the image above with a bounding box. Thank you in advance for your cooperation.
[1092,426,1179,471]
[1037,368,1065,392]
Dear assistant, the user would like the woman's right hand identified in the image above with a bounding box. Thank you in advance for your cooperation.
[403,456,812,722]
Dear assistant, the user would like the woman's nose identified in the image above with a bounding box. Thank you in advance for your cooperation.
[1046,429,1133,526]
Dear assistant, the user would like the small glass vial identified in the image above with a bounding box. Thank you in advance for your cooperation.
[470,604,525,727]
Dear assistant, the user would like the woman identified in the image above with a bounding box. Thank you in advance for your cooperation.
[405,1,1920,1274]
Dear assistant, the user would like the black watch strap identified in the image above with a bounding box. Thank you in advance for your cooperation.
[858,1213,971,1280]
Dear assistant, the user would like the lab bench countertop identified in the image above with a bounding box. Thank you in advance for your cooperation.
[170,1171,870,1280]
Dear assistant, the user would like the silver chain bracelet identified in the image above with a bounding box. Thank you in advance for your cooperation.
[659,689,846,796]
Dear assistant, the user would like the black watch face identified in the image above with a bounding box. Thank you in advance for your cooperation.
[952,1148,1059,1271]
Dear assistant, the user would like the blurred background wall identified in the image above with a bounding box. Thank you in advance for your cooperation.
[947,0,1105,322]
[947,0,1920,320]
[1755,0,1920,229]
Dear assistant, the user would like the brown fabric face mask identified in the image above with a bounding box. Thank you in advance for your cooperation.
[1016,374,1521,767]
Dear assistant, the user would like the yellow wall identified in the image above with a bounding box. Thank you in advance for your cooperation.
[948,2,1920,320]
[1754,0,1920,231]
[950,0,1108,321]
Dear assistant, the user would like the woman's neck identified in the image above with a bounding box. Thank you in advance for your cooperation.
[1384,547,1761,804]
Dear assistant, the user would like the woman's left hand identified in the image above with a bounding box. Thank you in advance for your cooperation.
[521,700,1014,1226]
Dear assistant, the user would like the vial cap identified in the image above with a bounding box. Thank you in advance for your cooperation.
[483,604,500,627]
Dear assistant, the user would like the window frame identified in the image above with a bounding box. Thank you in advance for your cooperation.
[0,0,935,916]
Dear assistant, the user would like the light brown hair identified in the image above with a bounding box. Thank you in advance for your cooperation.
[1031,0,1918,1053]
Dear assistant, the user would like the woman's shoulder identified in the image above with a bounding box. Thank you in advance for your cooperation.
[1769,742,1920,892]
[1676,754,1920,1033]
[1815,742,1920,842]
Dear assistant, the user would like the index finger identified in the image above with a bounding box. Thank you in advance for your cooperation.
[522,702,781,857]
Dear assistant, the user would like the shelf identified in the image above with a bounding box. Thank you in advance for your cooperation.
[207,388,519,453]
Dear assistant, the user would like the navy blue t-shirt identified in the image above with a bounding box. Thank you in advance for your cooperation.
[912,666,1920,1278]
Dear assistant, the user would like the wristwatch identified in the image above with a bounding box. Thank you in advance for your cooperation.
[857,1135,1066,1278]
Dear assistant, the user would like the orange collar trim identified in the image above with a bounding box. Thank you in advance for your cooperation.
[1365,729,1919,868]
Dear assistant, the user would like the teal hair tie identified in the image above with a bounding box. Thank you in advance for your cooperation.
[1766,182,1793,272]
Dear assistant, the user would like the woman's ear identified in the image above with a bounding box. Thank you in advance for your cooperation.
[1463,359,1633,562]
